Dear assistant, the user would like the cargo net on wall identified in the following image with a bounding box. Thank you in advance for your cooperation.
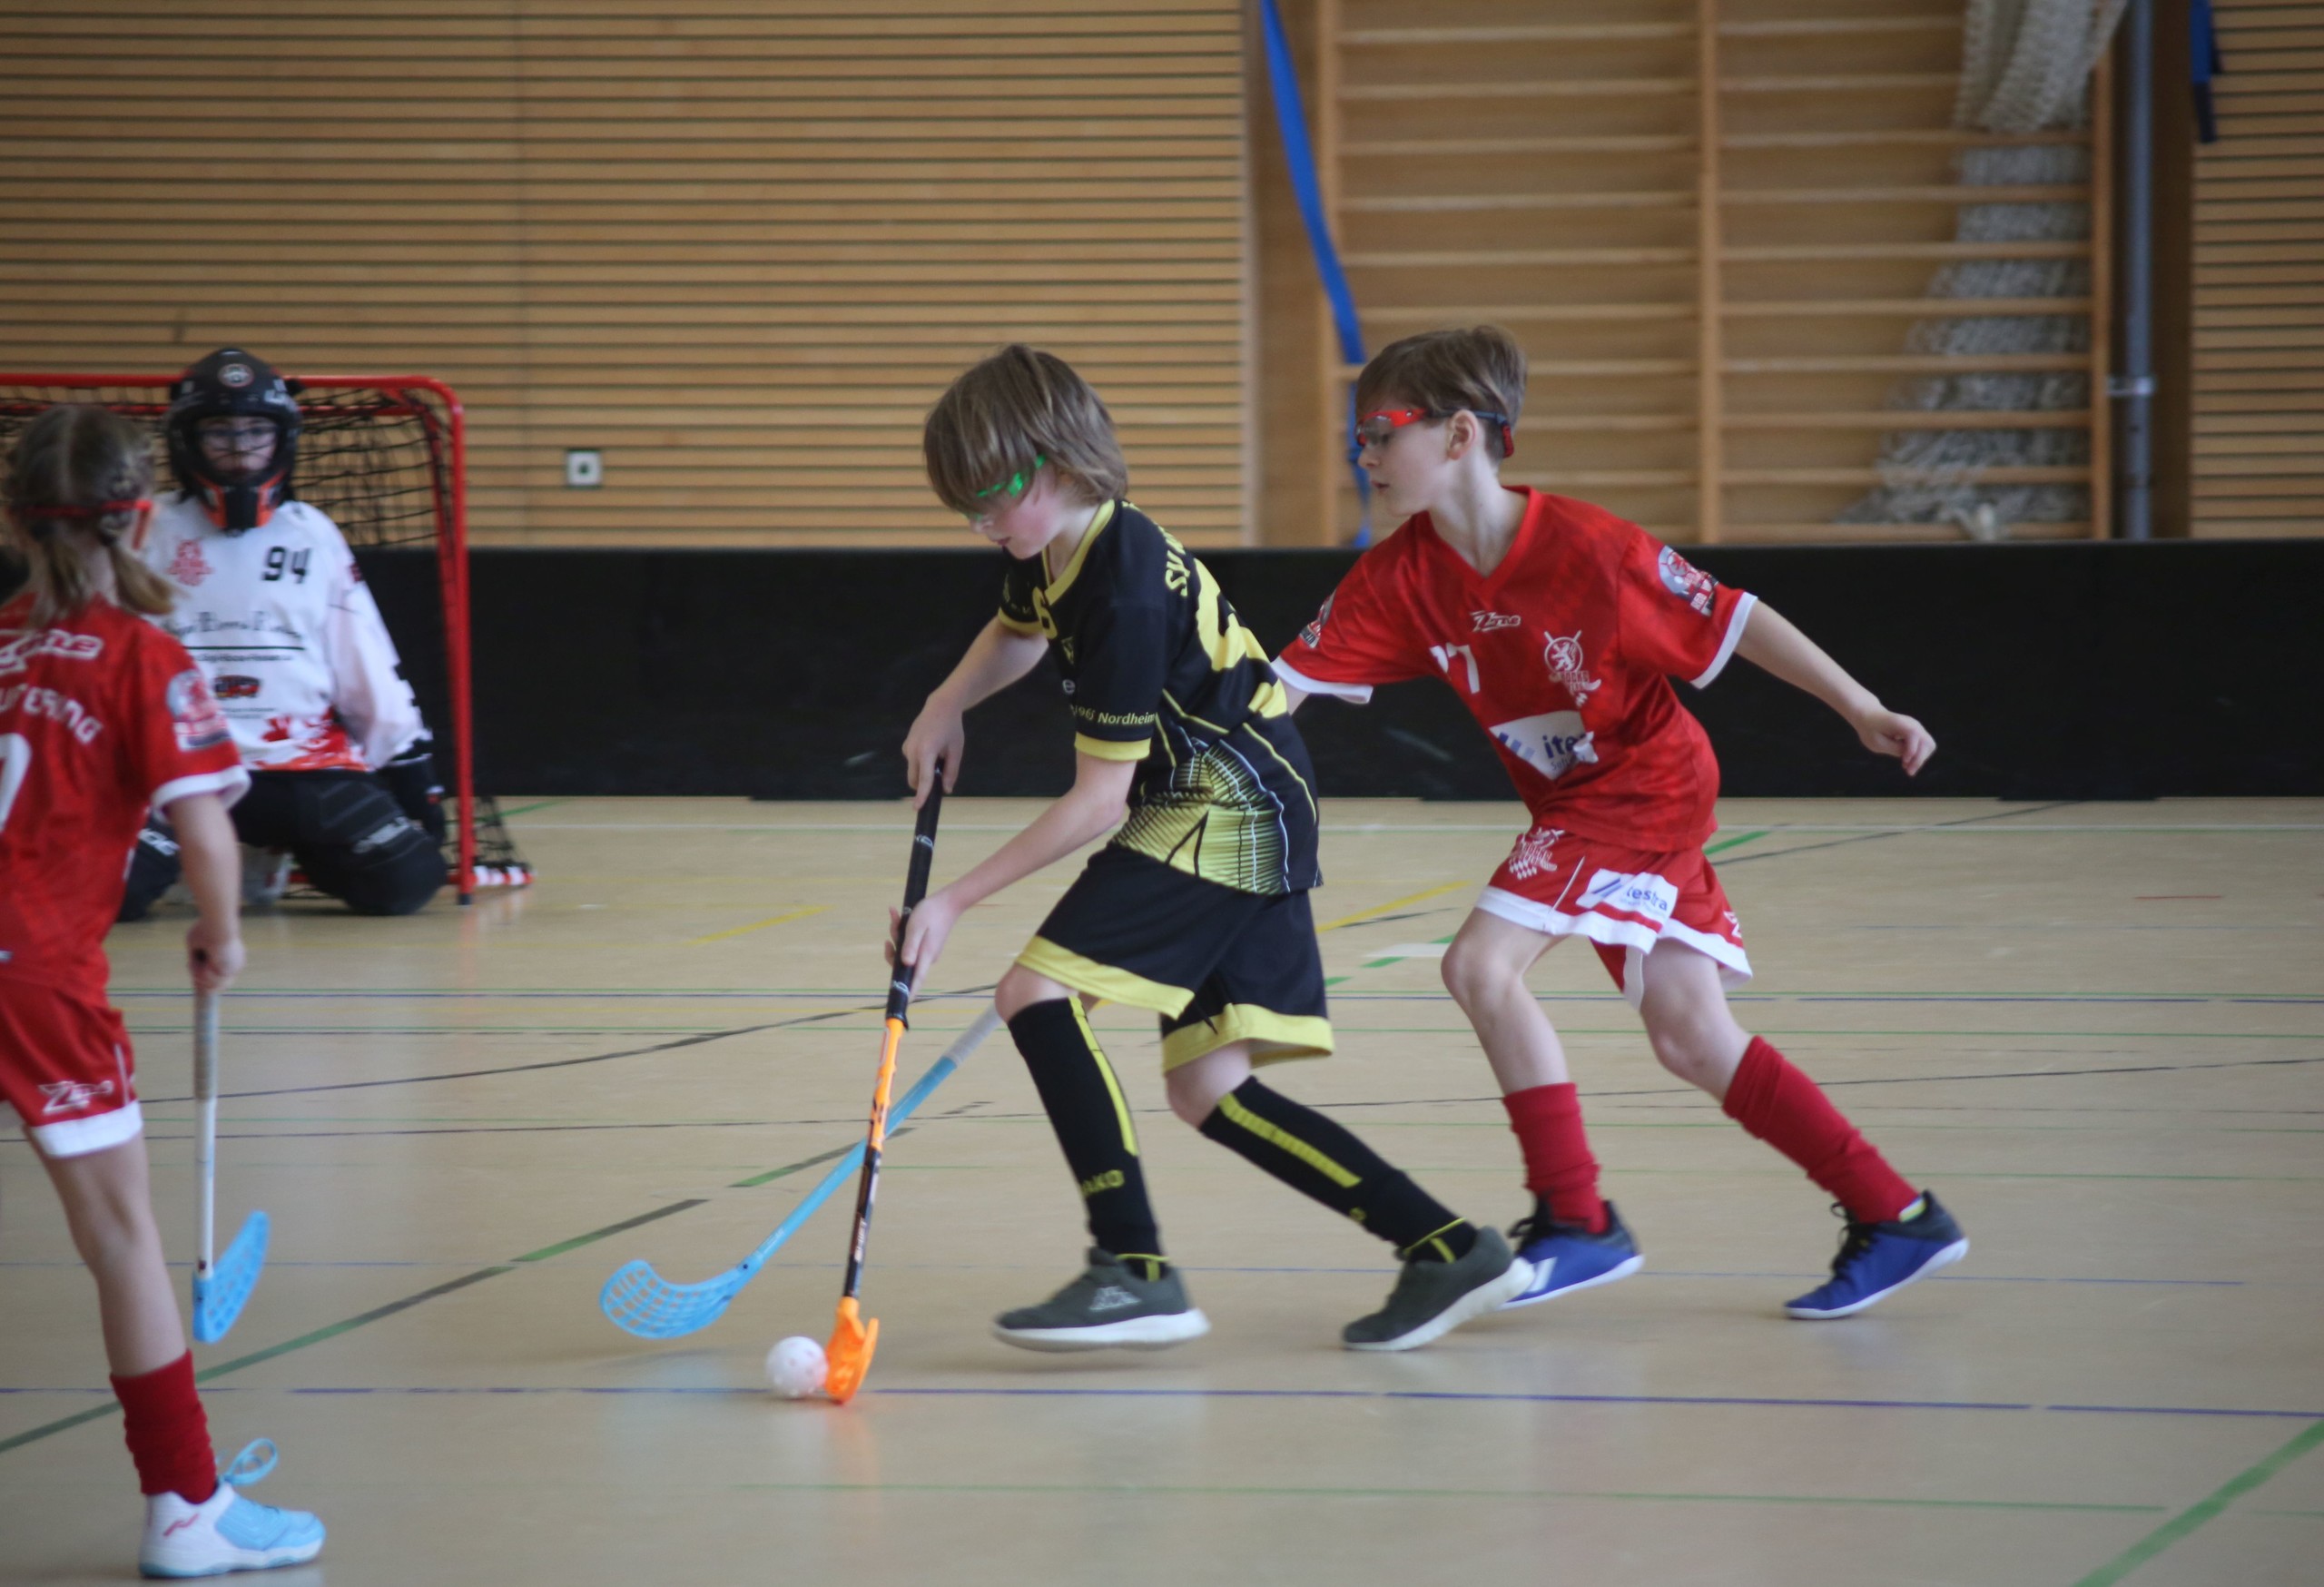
[0,375,528,901]
[1837,0,2131,538]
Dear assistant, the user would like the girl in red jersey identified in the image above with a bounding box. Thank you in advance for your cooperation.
[1,407,324,1575]
[1272,328,1967,1320]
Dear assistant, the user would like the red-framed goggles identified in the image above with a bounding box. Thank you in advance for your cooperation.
[1351,407,1515,462]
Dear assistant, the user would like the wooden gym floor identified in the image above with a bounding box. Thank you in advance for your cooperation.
[4,797,2320,1586]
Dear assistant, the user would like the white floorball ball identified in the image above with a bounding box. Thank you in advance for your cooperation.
[766,1335,828,1399]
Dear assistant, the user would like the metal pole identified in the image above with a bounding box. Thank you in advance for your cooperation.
[2115,0,2156,539]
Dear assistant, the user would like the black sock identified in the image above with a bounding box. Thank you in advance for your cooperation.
[1008,999,1167,1276]
[1197,1079,1479,1262]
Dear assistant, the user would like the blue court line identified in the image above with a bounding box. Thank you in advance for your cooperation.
[4,1385,2316,1421]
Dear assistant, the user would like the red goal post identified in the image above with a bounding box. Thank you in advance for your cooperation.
[0,371,512,904]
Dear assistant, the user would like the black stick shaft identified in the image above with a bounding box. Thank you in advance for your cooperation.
[842,765,946,1299]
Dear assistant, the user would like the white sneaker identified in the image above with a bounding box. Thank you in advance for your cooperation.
[139,1441,324,1578]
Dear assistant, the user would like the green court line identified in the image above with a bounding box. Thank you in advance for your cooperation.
[0,1156,831,1458]
[2070,1418,2324,1586]
[1702,828,1771,855]
[726,1480,2159,1514]
[493,798,570,818]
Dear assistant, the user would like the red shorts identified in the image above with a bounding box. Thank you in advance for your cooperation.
[0,978,143,1158]
[1475,826,1752,1007]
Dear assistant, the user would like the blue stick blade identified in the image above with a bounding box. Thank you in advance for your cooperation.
[596,1053,962,1340]
[599,1259,749,1339]
[191,1210,270,1345]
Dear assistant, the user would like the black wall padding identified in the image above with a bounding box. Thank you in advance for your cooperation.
[346,538,2321,802]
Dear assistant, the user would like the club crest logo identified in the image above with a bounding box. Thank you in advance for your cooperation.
[166,669,231,751]
[1300,594,1334,649]
[167,537,212,587]
[1656,545,1717,616]
[1542,630,1600,707]
[1504,826,1566,881]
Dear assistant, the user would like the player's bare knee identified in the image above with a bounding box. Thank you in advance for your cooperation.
[993,965,1049,1020]
[1166,1044,1251,1127]
[1440,936,1509,1011]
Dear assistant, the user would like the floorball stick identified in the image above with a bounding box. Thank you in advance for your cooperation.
[597,1004,1001,1338]
[824,772,948,1404]
[190,991,269,1344]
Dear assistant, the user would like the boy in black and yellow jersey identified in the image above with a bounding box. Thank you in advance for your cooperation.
[897,346,1529,1353]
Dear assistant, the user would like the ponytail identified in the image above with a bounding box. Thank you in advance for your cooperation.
[3,404,172,626]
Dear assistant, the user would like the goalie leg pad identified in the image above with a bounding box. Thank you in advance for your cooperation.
[276,772,447,916]
[118,817,183,923]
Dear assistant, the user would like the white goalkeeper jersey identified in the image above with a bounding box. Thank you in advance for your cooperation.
[142,494,428,773]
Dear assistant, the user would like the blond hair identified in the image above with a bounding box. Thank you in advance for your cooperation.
[4,404,172,626]
[922,345,1128,517]
[1353,326,1528,461]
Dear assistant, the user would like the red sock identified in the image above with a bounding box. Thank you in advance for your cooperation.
[1502,1082,1607,1233]
[112,1353,216,1503]
[1722,1038,1916,1223]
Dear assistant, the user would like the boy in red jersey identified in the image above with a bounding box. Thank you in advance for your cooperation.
[1271,328,1967,1319]
[2,406,325,1574]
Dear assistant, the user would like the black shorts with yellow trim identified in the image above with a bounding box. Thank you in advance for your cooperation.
[1015,845,1333,1073]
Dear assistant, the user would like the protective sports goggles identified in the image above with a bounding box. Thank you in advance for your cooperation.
[1351,408,1515,461]
[966,453,1046,519]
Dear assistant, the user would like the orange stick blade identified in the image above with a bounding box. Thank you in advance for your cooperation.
[824,1296,879,1405]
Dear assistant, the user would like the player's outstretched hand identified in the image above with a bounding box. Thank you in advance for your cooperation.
[888,888,960,996]
[901,702,965,809]
[187,918,245,995]
[1855,707,1936,776]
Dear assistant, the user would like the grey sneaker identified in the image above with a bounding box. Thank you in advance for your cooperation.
[1343,1226,1532,1352]
[992,1248,1211,1353]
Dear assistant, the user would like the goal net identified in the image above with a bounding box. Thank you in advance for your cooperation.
[0,372,527,902]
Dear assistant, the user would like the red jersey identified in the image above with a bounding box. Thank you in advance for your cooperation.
[1272,489,1756,852]
[0,594,247,996]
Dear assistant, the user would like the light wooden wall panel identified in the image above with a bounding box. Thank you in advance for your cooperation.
[1291,0,2112,546]
[0,2,1250,548]
[2191,0,2324,537]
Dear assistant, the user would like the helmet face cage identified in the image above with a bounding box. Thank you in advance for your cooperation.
[165,348,303,533]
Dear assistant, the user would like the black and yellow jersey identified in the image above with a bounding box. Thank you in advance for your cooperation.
[998,500,1320,896]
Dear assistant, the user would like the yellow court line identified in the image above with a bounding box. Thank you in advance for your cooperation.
[687,905,829,945]
[1317,882,1471,933]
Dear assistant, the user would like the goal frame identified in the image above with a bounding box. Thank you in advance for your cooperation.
[0,371,484,902]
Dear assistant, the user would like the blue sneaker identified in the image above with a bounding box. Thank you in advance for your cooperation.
[1786,1191,1968,1319]
[1502,1200,1643,1309]
[139,1440,325,1577]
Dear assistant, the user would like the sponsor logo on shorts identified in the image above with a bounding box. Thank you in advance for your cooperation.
[166,669,231,751]
[1657,545,1717,616]
[1471,610,1521,632]
[1504,826,1565,881]
[1488,711,1599,782]
[1580,868,1679,925]
[37,1079,116,1115]
[1542,630,1600,707]
[0,629,103,676]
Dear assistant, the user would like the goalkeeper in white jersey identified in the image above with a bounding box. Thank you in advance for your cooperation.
[119,349,448,918]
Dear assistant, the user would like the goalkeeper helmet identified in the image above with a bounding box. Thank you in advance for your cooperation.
[165,348,302,533]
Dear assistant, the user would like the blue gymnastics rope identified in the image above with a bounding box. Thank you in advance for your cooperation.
[1258,0,1375,543]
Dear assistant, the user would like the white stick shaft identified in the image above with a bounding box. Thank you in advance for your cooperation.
[940,1004,1004,1065]
[194,991,220,1274]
